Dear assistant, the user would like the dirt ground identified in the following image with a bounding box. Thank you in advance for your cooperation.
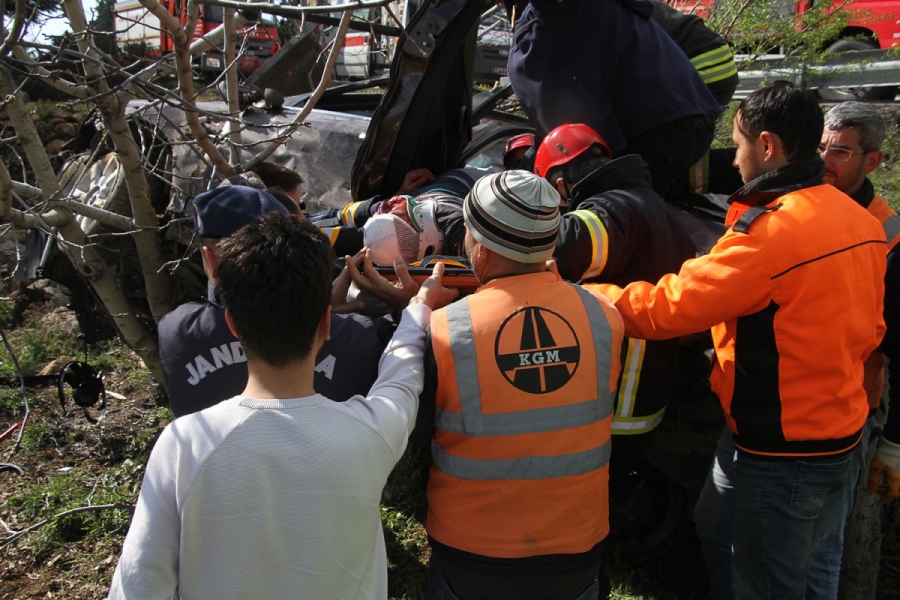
[0,293,166,599]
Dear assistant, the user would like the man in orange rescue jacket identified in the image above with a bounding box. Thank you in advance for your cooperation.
[592,81,886,599]
[420,170,625,600]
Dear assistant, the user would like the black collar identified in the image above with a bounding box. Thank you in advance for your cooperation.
[728,155,825,208]
[849,177,875,209]
[569,155,654,209]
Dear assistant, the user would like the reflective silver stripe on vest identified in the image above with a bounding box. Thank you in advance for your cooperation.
[436,285,615,437]
[884,213,900,246]
[432,439,612,480]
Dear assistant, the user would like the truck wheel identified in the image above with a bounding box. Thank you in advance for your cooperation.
[817,39,897,101]
[608,458,687,562]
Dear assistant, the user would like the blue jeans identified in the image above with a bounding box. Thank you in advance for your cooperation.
[694,426,737,600]
[694,426,864,599]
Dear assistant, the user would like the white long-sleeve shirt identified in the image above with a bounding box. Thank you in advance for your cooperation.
[109,305,431,600]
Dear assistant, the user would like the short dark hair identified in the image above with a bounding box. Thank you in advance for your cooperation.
[216,213,335,365]
[737,81,823,162]
[248,162,304,191]
[545,144,610,187]
[266,187,302,215]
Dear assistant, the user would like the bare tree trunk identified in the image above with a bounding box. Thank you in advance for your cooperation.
[0,65,62,195]
[0,118,164,384]
[223,6,242,160]
[63,0,175,323]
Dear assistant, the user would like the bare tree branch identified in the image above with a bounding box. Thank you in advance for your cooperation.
[137,0,233,176]
[0,0,28,58]
[7,45,90,99]
[52,199,137,231]
[131,14,249,84]
[245,8,351,169]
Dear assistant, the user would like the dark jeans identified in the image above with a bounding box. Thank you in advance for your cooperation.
[425,547,610,600]
[694,427,865,599]
[622,114,717,199]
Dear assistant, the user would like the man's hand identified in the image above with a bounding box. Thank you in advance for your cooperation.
[868,437,900,504]
[409,261,459,310]
[331,252,367,314]
[347,250,421,311]
[397,168,435,195]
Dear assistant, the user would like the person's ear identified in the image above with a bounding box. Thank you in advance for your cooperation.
[758,131,786,164]
[555,177,568,200]
[864,150,884,176]
[200,245,219,286]
[318,305,332,342]
[224,308,239,338]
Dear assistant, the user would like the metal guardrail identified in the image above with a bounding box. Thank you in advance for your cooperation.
[734,49,900,99]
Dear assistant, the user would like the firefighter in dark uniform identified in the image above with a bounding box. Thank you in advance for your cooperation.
[158,185,393,417]
[648,0,739,108]
[537,124,697,458]
[505,0,723,199]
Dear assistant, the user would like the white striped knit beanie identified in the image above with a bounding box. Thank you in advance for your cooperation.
[463,169,561,263]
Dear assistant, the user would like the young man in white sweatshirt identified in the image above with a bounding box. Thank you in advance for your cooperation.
[109,213,456,600]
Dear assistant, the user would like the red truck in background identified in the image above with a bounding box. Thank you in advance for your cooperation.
[668,0,900,98]
[114,0,281,76]
[670,0,900,50]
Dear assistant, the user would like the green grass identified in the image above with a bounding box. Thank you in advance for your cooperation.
[4,464,142,566]
[870,132,900,212]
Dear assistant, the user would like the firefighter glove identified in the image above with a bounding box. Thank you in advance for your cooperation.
[868,437,900,504]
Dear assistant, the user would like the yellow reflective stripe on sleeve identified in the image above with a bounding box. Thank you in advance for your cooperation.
[615,338,646,418]
[340,201,364,226]
[698,62,739,85]
[611,406,666,435]
[320,226,341,247]
[690,46,738,84]
[571,209,609,280]
[690,46,734,70]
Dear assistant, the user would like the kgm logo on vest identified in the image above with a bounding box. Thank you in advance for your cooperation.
[494,307,580,394]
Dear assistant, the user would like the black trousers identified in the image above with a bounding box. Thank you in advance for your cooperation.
[424,541,610,600]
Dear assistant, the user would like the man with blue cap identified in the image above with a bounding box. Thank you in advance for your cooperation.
[158,185,393,416]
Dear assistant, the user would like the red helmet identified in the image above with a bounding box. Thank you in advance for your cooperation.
[534,124,613,179]
[503,133,536,169]
[504,132,536,157]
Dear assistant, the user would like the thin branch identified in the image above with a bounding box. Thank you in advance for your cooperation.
[0,0,27,58]
[245,9,351,168]
[1,503,135,549]
[0,328,29,456]
[51,199,137,231]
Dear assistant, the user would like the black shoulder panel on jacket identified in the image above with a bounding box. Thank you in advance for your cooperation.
[733,203,782,234]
